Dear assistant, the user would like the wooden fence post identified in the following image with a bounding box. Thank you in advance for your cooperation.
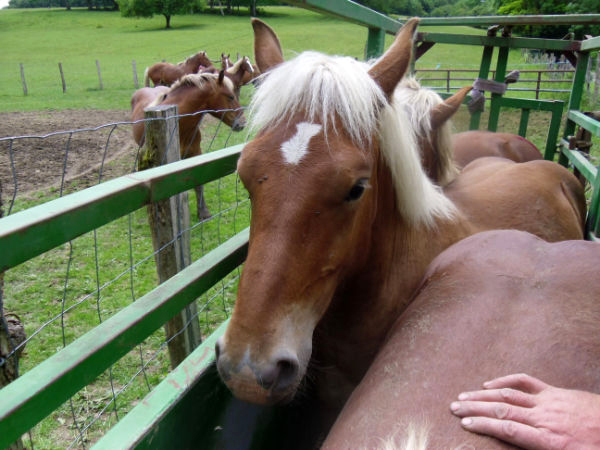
[19,64,27,96]
[132,60,139,89]
[95,59,103,90]
[139,105,202,369]
[58,62,66,93]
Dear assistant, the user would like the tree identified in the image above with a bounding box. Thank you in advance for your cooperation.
[117,0,198,28]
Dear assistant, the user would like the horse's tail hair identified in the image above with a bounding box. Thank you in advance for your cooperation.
[144,67,150,87]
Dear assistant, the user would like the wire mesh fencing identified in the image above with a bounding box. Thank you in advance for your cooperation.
[0,106,250,449]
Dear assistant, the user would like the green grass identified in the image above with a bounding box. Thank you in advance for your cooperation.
[1,5,599,448]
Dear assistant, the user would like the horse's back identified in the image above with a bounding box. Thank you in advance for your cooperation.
[453,131,542,169]
[323,230,600,449]
[445,157,585,241]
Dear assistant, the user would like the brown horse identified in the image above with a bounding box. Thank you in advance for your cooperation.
[144,51,215,87]
[131,71,246,219]
[394,76,471,185]
[453,130,543,169]
[323,229,600,449]
[225,56,255,96]
[214,18,584,425]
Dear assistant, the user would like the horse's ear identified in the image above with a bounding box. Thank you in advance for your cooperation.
[368,18,420,100]
[218,69,225,85]
[252,18,284,73]
[430,86,472,129]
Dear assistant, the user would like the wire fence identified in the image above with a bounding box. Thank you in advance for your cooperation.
[0,107,250,449]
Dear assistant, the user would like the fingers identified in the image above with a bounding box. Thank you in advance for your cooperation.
[459,416,565,450]
[455,387,536,408]
[482,373,549,394]
[450,398,533,423]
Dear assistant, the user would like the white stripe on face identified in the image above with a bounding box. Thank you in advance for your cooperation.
[280,122,322,165]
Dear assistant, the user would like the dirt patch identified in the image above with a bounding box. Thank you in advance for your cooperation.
[0,110,138,208]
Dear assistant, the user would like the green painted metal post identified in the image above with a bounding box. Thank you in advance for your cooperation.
[544,101,565,161]
[488,45,509,132]
[518,108,530,137]
[559,51,591,166]
[469,45,494,130]
[366,27,385,60]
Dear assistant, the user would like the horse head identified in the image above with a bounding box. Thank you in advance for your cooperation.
[394,77,471,185]
[225,56,255,96]
[221,53,232,70]
[206,70,246,131]
[214,17,452,406]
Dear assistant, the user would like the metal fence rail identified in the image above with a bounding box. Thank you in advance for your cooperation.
[0,109,250,449]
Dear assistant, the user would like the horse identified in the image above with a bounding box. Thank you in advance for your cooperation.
[221,53,233,70]
[144,51,215,87]
[393,76,471,185]
[214,18,585,430]
[453,130,543,169]
[323,229,600,449]
[131,70,246,219]
[224,56,255,96]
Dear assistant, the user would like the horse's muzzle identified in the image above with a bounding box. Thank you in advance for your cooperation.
[232,114,246,132]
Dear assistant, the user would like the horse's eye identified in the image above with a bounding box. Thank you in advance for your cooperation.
[345,179,369,202]
[228,95,235,102]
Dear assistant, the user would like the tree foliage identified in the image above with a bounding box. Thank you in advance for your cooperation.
[116,0,202,27]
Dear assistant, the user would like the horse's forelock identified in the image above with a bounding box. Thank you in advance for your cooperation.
[248,51,386,147]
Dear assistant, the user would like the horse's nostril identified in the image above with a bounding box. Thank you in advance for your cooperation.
[214,338,222,361]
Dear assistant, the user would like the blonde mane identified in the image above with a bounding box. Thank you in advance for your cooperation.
[249,51,455,227]
[394,76,458,185]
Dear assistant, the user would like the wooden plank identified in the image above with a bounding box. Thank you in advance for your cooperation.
[0,229,249,449]
[0,144,243,273]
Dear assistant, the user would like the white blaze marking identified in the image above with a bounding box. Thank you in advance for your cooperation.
[280,122,322,165]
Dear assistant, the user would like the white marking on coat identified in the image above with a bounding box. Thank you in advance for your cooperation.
[280,122,322,165]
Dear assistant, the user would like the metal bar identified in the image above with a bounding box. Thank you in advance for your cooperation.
[581,35,600,51]
[469,45,493,130]
[518,109,530,137]
[417,14,600,27]
[417,32,581,52]
[488,46,509,132]
[560,51,590,166]
[567,110,600,136]
[366,27,385,59]
[544,101,565,161]
[92,320,230,449]
[0,144,243,273]
[283,0,400,34]
[559,143,598,181]
[0,229,249,449]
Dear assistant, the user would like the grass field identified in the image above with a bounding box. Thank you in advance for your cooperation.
[1,5,599,448]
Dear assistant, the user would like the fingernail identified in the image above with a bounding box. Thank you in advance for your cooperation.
[483,381,491,388]
[461,417,473,427]
[458,392,469,400]
[450,401,460,412]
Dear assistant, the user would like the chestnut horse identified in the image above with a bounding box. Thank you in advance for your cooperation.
[144,51,215,87]
[453,130,543,169]
[132,71,246,219]
[323,229,600,449]
[215,18,584,428]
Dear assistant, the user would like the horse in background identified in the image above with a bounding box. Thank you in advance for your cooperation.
[132,70,246,219]
[393,76,471,185]
[144,51,215,87]
[453,130,543,169]
[323,229,600,449]
[214,18,584,434]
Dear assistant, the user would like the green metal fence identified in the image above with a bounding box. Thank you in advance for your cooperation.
[2,3,600,448]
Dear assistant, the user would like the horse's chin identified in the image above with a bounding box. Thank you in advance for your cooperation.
[224,379,298,406]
